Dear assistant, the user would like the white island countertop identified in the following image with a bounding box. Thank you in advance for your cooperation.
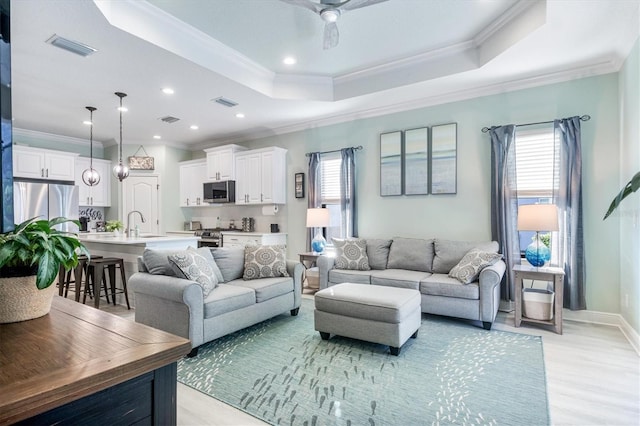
[78,233,200,248]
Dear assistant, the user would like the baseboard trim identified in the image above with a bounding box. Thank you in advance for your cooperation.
[564,309,640,356]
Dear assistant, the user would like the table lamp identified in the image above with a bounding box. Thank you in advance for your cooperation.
[307,208,330,254]
[517,204,559,267]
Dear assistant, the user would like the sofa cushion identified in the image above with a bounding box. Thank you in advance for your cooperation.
[366,239,392,270]
[370,269,431,290]
[211,247,245,282]
[168,250,218,297]
[420,274,480,300]
[332,238,370,270]
[243,245,289,280]
[203,284,255,318]
[143,248,184,276]
[232,277,293,303]
[448,248,502,284]
[432,239,499,274]
[329,269,372,285]
[387,238,434,272]
[189,247,224,284]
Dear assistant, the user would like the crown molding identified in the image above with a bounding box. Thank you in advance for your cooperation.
[13,128,104,148]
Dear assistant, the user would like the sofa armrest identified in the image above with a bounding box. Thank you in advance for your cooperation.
[130,272,205,347]
[478,260,506,322]
[317,256,335,290]
[287,260,304,308]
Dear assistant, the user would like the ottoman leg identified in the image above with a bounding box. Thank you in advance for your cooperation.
[319,331,330,340]
[411,329,418,339]
[390,346,401,356]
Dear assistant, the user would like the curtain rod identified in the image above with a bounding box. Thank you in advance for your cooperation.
[480,114,591,133]
[305,145,363,157]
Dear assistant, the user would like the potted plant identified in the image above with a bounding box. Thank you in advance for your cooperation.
[0,217,88,323]
[105,219,124,234]
[604,171,640,220]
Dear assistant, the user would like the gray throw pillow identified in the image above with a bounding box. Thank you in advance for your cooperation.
[211,247,246,282]
[432,239,499,274]
[188,246,224,284]
[386,237,434,272]
[366,239,392,270]
[333,238,370,271]
[142,248,183,276]
[243,245,289,280]
[168,250,218,297]
[448,248,503,284]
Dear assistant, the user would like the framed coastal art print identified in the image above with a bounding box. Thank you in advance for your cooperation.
[430,123,457,194]
[403,127,429,195]
[380,131,403,196]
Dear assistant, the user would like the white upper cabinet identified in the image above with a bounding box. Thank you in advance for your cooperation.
[204,144,247,181]
[179,159,207,207]
[75,157,112,207]
[235,147,287,205]
[13,145,78,181]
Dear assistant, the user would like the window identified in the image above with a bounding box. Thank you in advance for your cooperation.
[515,126,558,253]
[319,153,342,244]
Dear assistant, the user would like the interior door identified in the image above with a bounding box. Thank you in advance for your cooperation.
[122,175,160,234]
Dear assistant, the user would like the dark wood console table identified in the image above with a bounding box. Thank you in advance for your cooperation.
[0,296,191,425]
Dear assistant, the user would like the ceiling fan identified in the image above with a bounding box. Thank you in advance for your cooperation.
[280,0,389,49]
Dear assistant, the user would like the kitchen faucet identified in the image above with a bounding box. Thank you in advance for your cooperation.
[126,210,146,237]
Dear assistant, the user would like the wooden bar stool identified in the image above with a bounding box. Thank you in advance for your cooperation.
[58,255,103,301]
[83,257,130,310]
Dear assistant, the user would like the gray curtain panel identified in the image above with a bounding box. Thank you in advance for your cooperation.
[307,152,322,252]
[489,125,520,301]
[340,147,358,237]
[554,117,587,310]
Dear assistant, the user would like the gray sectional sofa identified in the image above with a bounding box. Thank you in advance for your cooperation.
[130,246,303,356]
[317,238,506,330]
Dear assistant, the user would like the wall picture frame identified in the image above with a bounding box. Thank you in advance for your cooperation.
[294,172,305,198]
[430,123,457,194]
[380,131,403,196]
[403,127,429,195]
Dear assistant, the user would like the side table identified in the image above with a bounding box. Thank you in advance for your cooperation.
[514,264,565,334]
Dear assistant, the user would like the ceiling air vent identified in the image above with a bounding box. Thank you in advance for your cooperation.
[159,116,180,124]
[46,34,97,57]
[212,97,238,108]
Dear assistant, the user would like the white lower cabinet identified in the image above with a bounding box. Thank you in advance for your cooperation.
[75,157,111,206]
[221,232,287,248]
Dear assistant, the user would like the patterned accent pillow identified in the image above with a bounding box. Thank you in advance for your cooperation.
[448,248,502,284]
[243,245,289,280]
[332,238,371,271]
[168,250,218,297]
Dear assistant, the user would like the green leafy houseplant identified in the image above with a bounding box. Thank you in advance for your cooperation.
[604,171,640,220]
[105,220,124,232]
[0,217,89,290]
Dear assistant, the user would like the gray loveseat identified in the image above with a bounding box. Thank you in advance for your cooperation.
[318,238,505,330]
[130,246,303,356]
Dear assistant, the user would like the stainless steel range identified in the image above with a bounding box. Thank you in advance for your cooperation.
[196,228,236,248]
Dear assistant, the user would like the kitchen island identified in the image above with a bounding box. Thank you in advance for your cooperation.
[78,233,200,307]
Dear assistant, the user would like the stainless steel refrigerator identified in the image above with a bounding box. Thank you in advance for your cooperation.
[13,180,79,233]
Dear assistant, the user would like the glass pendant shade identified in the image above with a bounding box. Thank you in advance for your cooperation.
[81,106,100,186]
[113,92,129,182]
[525,233,551,267]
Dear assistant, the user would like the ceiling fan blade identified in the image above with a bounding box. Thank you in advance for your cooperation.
[340,0,389,12]
[323,21,339,49]
[279,0,323,14]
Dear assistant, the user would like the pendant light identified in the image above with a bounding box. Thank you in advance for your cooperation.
[112,91,130,181]
[81,106,100,186]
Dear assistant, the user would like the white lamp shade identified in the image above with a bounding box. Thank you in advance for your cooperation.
[306,208,330,227]
[517,204,559,231]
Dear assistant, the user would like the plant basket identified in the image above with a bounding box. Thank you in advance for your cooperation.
[522,287,554,321]
[0,276,56,323]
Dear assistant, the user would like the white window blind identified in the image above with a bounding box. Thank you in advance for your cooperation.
[320,154,341,203]
[515,128,558,197]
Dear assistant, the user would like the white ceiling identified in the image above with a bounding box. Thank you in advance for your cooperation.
[9,0,640,150]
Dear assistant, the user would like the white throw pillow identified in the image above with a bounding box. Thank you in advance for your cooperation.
[448,248,502,284]
[332,238,371,271]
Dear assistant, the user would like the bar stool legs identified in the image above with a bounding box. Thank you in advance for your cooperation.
[83,258,130,310]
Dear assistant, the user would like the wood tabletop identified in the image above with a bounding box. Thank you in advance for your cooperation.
[0,296,191,425]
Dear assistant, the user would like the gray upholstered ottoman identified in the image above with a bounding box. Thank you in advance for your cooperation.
[314,283,421,355]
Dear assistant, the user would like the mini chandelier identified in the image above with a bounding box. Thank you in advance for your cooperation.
[112,91,130,182]
[81,106,100,186]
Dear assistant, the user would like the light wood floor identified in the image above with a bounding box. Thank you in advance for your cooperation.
[101,295,640,426]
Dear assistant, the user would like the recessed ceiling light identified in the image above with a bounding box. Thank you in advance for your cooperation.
[190,125,199,130]
[153,135,161,139]
[162,88,174,95]
[283,56,297,65]
[235,113,245,119]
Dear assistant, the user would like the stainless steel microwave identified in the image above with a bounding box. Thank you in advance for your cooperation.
[203,180,235,203]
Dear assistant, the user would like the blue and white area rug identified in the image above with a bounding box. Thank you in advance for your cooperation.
[178,299,549,425]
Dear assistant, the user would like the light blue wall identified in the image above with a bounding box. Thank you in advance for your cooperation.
[618,36,640,333]
[219,74,622,315]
